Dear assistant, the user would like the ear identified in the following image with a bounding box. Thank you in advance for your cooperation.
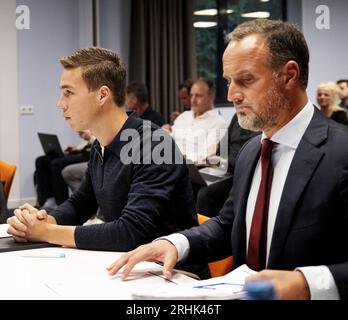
[282,61,300,90]
[98,86,111,105]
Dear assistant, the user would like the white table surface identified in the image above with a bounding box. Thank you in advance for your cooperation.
[0,246,197,300]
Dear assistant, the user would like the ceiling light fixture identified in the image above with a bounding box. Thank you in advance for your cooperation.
[194,21,218,28]
[194,9,218,16]
[241,11,270,19]
[194,9,234,16]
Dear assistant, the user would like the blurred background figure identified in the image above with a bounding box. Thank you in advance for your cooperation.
[196,114,259,217]
[336,79,348,110]
[317,81,348,125]
[125,81,165,127]
[169,79,193,123]
[35,130,95,209]
[62,162,88,193]
[0,181,7,223]
[163,78,227,164]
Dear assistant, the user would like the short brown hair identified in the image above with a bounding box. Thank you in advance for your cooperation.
[60,47,126,106]
[229,19,310,89]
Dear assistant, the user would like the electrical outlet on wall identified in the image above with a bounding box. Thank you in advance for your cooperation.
[20,105,34,115]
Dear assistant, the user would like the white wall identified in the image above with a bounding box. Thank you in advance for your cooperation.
[16,0,82,206]
[0,0,131,207]
[0,0,20,204]
[302,0,348,103]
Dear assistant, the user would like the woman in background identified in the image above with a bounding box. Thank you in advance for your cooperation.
[317,81,348,125]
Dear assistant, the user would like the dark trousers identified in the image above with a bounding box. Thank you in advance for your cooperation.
[196,177,233,217]
[35,153,89,206]
[0,182,7,223]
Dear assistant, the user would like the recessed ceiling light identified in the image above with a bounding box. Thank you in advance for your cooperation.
[194,9,217,16]
[194,9,234,16]
[194,21,218,28]
[260,0,270,2]
[241,11,270,19]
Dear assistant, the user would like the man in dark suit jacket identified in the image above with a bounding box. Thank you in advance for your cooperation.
[108,20,348,299]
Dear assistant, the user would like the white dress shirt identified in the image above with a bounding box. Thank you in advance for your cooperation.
[171,109,227,163]
[164,100,339,299]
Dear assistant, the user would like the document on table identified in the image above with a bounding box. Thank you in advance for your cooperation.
[132,264,256,300]
[0,224,11,238]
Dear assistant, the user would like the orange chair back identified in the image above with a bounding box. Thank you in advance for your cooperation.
[0,160,17,201]
[197,213,234,277]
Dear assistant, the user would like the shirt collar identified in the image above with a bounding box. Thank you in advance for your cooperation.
[261,100,314,149]
[94,115,144,159]
[192,108,218,119]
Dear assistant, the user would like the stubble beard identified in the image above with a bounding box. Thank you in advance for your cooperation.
[237,81,290,132]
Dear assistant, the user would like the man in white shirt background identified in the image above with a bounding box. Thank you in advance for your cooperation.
[163,78,227,164]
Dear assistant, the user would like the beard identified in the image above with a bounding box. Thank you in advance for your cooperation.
[237,80,291,132]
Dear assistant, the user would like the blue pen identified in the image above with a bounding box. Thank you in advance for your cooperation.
[194,282,243,290]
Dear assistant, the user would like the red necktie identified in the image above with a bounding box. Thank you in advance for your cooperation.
[246,139,275,271]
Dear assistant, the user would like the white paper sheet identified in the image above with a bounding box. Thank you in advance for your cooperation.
[132,264,256,300]
[0,247,197,299]
[0,224,10,238]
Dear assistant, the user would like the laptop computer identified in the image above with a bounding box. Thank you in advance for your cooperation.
[187,163,232,186]
[0,224,56,252]
[0,237,57,253]
[38,133,64,158]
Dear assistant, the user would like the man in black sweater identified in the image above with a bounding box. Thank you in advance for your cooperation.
[126,81,165,127]
[7,47,209,278]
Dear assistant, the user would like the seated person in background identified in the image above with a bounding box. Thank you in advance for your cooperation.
[0,181,7,223]
[7,47,209,279]
[35,130,94,208]
[317,81,348,125]
[169,79,193,123]
[196,113,259,217]
[63,161,104,226]
[125,81,165,127]
[108,19,348,300]
[64,130,95,154]
[336,79,348,109]
[163,78,227,164]
[62,161,88,193]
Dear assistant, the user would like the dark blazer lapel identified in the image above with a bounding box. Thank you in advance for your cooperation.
[268,108,328,268]
[232,137,261,267]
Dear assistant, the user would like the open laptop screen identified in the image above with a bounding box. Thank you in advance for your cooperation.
[38,133,64,158]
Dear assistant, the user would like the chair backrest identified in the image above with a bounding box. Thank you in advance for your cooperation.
[197,213,234,277]
[0,160,17,201]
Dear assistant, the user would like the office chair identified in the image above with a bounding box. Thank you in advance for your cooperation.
[0,160,17,201]
[197,213,234,277]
